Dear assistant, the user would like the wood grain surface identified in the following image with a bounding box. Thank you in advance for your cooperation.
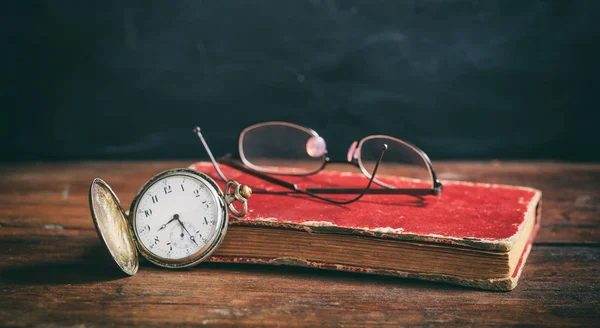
[1,161,598,327]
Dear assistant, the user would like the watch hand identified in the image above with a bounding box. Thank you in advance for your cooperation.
[157,214,179,231]
[176,218,199,247]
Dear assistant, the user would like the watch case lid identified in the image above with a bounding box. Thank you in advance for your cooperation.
[89,178,139,276]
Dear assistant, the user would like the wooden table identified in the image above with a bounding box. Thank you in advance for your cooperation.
[1,162,598,327]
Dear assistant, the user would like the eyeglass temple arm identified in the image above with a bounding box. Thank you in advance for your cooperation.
[305,187,442,196]
[306,165,443,196]
[193,127,229,182]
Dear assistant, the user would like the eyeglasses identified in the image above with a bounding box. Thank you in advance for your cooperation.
[194,121,443,205]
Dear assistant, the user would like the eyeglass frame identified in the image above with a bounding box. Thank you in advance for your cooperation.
[194,122,443,205]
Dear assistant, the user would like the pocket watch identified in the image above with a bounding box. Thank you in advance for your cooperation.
[89,168,251,275]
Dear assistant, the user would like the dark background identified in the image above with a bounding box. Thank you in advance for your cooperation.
[2,0,599,162]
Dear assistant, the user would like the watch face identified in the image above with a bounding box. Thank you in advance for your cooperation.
[130,169,227,268]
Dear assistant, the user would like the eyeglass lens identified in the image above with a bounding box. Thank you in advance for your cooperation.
[239,123,325,175]
[358,136,434,189]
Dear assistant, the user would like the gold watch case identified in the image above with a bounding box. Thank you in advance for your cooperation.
[89,168,230,275]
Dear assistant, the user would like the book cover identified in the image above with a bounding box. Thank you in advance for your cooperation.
[189,162,541,291]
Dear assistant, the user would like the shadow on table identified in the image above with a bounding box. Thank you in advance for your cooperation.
[0,245,127,285]
[2,245,469,291]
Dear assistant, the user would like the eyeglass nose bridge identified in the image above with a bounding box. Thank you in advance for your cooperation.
[346,141,360,163]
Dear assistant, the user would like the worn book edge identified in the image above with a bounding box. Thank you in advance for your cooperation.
[209,201,540,291]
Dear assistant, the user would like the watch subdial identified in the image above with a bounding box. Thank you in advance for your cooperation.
[169,222,199,249]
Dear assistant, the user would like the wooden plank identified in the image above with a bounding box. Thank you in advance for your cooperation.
[1,233,598,326]
[0,161,598,244]
[0,161,598,326]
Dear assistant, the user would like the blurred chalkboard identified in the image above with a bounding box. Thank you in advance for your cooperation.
[2,0,599,161]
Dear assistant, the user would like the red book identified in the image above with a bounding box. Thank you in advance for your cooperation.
[189,162,541,291]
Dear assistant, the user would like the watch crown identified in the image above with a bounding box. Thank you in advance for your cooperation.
[240,185,252,199]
